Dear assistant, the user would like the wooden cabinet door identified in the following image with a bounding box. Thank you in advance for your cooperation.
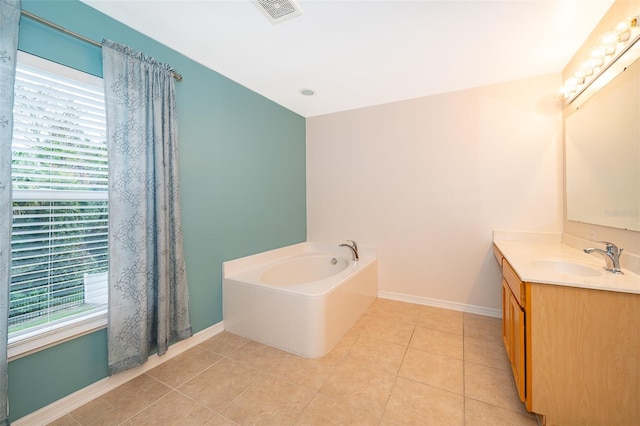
[503,279,526,402]
[502,279,511,359]
[509,291,525,402]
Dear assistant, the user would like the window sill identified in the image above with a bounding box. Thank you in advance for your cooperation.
[8,310,107,361]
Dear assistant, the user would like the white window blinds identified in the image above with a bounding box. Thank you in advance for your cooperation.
[10,52,108,336]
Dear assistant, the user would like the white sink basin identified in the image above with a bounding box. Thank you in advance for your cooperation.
[530,259,602,277]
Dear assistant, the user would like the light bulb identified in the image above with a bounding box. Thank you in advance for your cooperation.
[615,19,631,33]
[590,46,606,58]
[598,33,619,58]
[580,61,594,76]
[565,77,579,88]
[572,72,586,84]
[618,30,631,42]
[561,84,577,99]
[600,31,619,46]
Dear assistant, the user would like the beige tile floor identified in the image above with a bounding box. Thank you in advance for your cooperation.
[49,299,539,426]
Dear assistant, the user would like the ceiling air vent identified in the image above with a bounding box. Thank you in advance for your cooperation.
[252,0,302,24]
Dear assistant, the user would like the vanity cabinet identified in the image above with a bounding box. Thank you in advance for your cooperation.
[493,244,640,425]
[501,279,525,401]
[495,246,527,405]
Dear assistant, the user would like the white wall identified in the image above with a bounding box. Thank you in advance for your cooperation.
[306,74,563,312]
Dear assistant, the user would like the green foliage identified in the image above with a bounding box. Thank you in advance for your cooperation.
[10,200,108,327]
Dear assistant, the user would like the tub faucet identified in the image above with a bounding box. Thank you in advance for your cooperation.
[584,241,624,274]
[339,240,359,261]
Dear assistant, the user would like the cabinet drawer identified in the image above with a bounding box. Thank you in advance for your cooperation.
[503,259,525,306]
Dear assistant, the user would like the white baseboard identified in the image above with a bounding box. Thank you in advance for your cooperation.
[378,291,501,318]
[13,321,225,426]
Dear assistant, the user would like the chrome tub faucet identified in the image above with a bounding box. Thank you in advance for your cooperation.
[339,240,359,261]
[584,241,624,274]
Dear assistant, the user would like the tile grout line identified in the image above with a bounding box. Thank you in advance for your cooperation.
[213,353,266,419]
[220,339,336,425]
[158,362,232,424]
[114,374,172,426]
[130,341,255,425]
[262,349,322,426]
[381,319,417,425]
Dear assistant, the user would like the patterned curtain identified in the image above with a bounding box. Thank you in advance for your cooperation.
[0,0,20,423]
[102,39,191,375]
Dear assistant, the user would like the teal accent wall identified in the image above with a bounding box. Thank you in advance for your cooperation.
[9,330,109,420]
[9,0,306,421]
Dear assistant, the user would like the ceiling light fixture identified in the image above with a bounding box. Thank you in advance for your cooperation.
[299,88,315,96]
[561,15,639,103]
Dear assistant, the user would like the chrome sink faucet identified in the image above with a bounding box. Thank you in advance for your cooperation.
[339,240,359,261]
[584,241,624,274]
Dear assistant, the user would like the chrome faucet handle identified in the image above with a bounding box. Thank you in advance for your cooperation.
[598,241,622,255]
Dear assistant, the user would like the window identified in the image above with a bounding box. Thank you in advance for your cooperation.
[8,52,108,356]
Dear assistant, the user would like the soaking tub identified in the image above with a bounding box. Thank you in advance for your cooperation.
[222,242,378,357]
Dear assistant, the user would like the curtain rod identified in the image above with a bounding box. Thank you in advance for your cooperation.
[20,10,183,82]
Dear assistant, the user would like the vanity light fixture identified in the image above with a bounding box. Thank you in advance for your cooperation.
[561,15,640,103]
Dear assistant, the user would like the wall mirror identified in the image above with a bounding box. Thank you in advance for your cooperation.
[565,34,640,232]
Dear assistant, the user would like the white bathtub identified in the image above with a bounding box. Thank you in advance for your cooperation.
[223,242,378,358]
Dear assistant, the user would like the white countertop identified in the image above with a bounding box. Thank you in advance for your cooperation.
[493,238,640,295]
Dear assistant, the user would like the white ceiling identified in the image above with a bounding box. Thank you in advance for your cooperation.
[80,0,615,117]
